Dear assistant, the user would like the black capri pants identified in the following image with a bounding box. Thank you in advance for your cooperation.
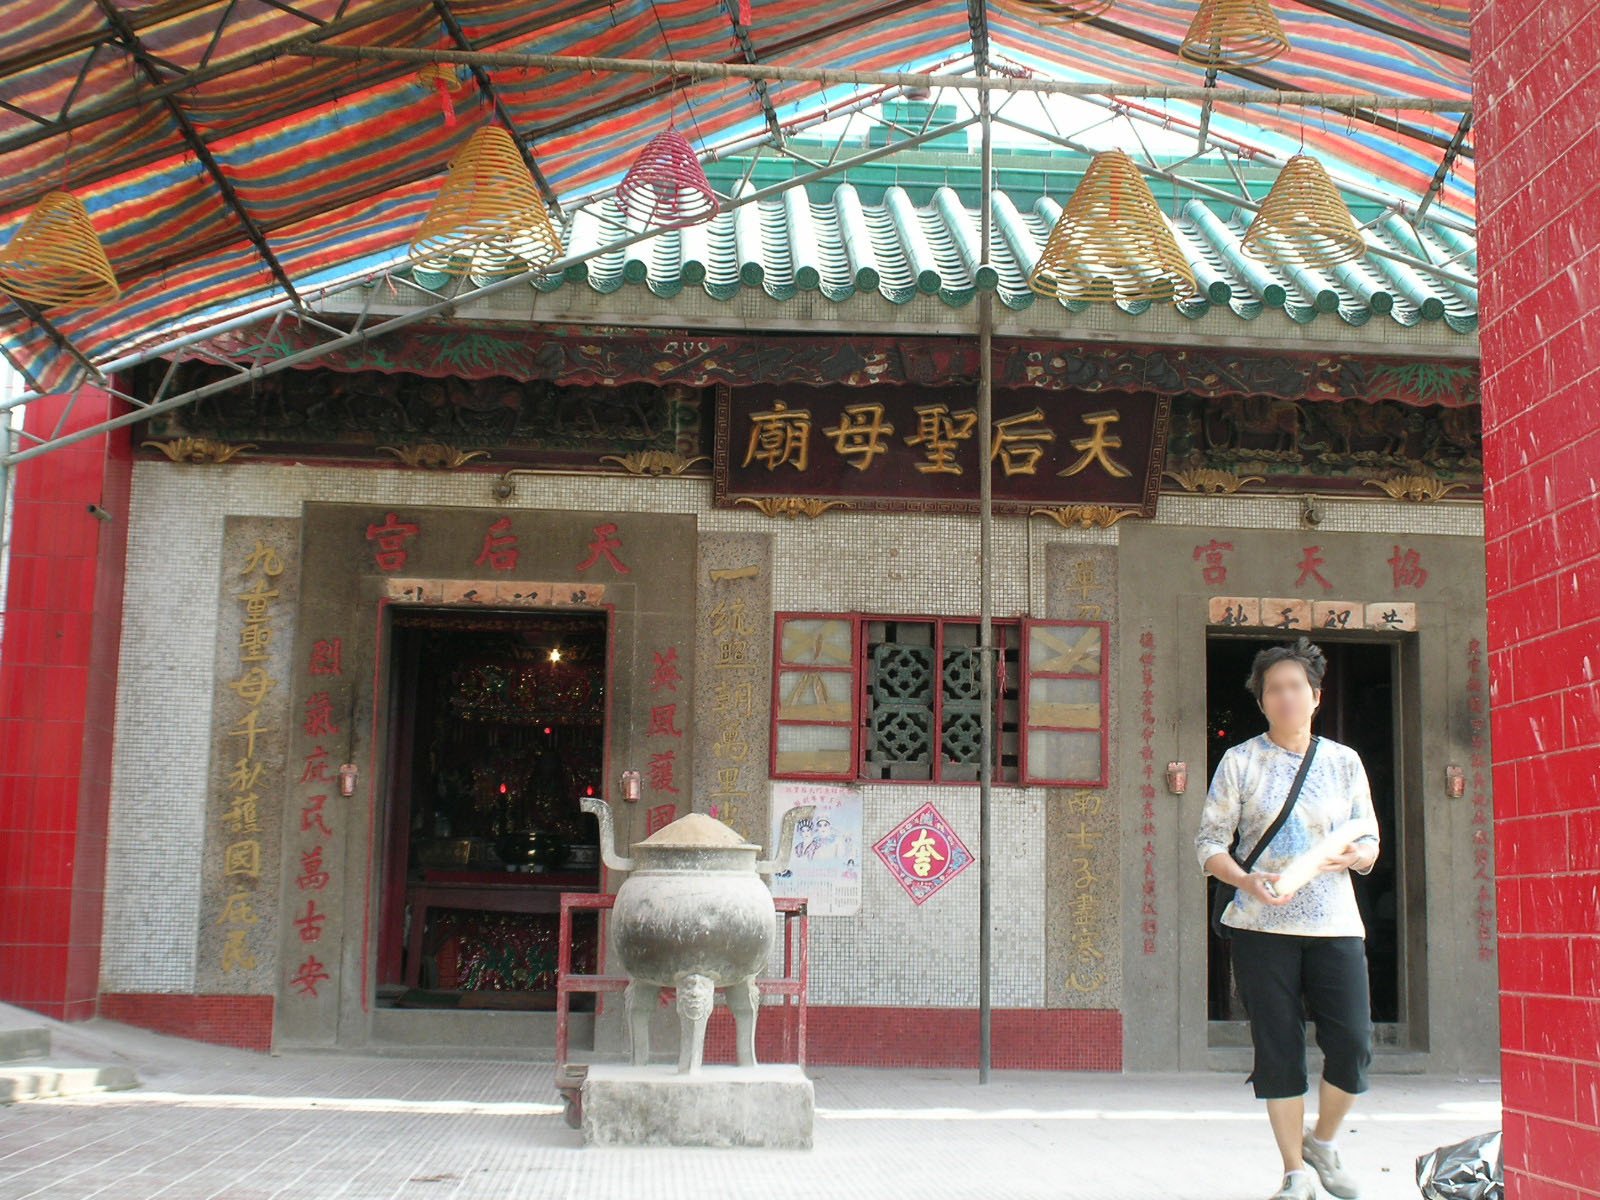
[1229,929,1373,1100]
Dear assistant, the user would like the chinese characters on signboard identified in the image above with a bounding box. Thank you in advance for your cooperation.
[715,386,1169,515]
[215,539,286,980]
[1138,629,1159,957]
[703,583,762,841]
[288,638,344,1001]
[1062,788,1109,992]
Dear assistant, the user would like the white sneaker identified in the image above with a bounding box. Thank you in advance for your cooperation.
[1302,1131,1361,1199]
[1269,1171,1317,1200]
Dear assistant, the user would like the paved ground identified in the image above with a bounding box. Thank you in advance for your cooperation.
[0,1021,1500,1200]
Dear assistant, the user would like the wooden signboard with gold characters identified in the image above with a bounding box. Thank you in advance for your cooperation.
[713,384,1170,515]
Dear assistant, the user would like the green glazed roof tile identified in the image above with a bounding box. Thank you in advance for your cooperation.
[434,185,1475,336]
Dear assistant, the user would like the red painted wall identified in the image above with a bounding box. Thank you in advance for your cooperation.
[700,1006,1122,1071]
[1475,2,1600,1196]
[0,390,130,1021]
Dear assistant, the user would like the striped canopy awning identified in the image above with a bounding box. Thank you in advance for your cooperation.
[0,0,1473,395]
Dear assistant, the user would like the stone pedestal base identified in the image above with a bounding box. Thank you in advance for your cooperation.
[580,1064,814,1149]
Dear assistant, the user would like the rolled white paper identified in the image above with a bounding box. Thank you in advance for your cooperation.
[1267,819,1380,899]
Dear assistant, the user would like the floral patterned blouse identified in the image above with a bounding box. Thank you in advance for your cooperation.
[1195,733,1379,938]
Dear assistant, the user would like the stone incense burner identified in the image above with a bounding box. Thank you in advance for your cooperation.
[580,798,813,1073]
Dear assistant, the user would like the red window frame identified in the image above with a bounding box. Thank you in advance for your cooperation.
[770,611,860,782]
[1018,618,1110,788]
[770,612,1022,785]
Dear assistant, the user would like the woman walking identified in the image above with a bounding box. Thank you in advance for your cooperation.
[1195,638,1380,1200]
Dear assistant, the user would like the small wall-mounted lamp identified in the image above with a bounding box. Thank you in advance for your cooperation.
[620,769,642,803]
[1301,495,1323,528]
[1166,761,1188,796]
[492,468,541,500]
[1446,764,1466,799]
[338,763,359,797]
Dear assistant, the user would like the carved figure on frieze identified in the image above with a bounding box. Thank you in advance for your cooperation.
[1204,396,1304,456]
[1310,401,1415,459]
[1422,405,1482,463]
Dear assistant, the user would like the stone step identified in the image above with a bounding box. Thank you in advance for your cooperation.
[0,1063,140,1104]
[0,1026,51,1063]
[367,1007,594,1057]
[1207,1046,1430,1075]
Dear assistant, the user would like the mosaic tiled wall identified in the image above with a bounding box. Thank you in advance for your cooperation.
[103,461,1484,1020]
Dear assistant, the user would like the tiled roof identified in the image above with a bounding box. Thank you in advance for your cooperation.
[438,182,1476,335]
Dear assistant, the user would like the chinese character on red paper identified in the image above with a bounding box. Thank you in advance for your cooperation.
[1388,545,1428,589]
[576,522,632,574]
[650,647,682,693]
[900,828,948,878]
[647,702,683,738]
[474,517,520,572]
[293,900,327,943]
[648,750,680,795]
[365,513,420,572]
[290,955,330,998]
[309,639,343,677]
[1192,540,1234,586]
[301,795,333,838]
[1295,545,1333,592]
[303,692,340,737]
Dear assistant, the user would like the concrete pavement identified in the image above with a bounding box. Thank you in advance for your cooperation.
[0,1020,1500,1200]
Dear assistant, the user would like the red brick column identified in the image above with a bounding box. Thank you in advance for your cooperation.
[1475,2,1600,1194]
[0,389,131,1020]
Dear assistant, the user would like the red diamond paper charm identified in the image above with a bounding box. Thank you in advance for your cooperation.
[873,800,972,906]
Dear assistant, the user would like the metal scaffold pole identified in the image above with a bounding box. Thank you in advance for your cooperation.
[974,0,995,1086]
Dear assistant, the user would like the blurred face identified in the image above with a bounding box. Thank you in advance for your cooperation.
[1259,658,1321,732]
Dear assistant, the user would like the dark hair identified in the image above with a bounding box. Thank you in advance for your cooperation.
[1245,637,1327,702]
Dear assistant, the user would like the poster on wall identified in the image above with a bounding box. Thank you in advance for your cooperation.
[768,781,862,917]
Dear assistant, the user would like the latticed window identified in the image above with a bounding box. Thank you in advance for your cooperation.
[772,614,1104,787]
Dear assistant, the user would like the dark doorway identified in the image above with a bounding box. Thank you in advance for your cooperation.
[1205,635,1403,1027]
[376,608,605,1009]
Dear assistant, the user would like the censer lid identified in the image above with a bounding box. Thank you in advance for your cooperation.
[638,812,758,850]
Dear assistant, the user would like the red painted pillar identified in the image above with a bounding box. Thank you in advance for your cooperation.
[0,389,131,1021]
[1475,1,1600,1194]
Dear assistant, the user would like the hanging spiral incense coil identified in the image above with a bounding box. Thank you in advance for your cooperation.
[0,190,121,308]
[411,125,563,276]
[616,128,718,226]
[1027,149,1197,303]
[1180,0,1290,67]
[1241,154,1367,267]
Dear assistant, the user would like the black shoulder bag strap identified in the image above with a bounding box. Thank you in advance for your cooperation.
[1211,736,1319,938]
[1239,735,1320,876]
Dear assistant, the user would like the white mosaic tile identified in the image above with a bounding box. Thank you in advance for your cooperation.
[103,460,1480,994]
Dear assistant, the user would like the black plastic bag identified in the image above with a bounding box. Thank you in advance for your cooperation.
[1416,1130,1503,1200]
